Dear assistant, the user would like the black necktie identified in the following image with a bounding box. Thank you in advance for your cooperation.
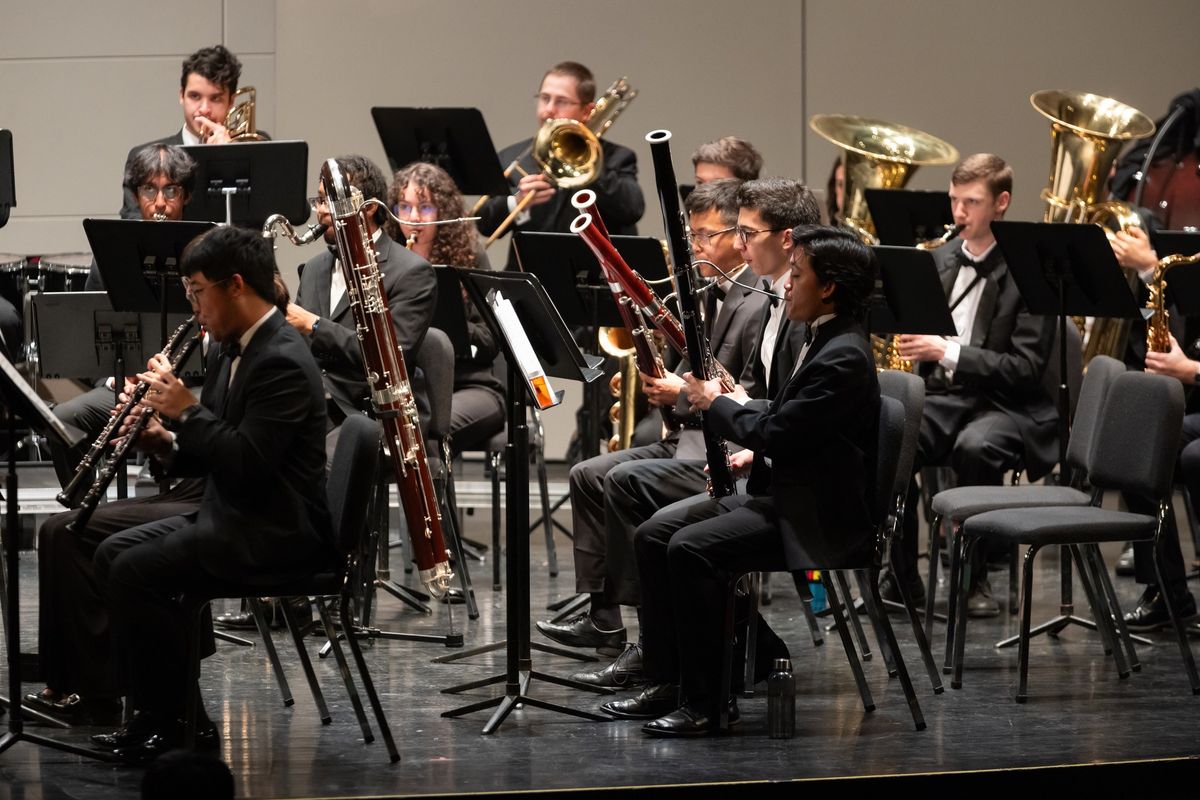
[803,324,814,347]
[209,341,241,415]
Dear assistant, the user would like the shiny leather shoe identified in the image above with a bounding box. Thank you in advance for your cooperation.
[641,699,740,737]
[1115,543,1136,577]
[91,711,162,749]
[570,643,646,689]
[965,576,1000,619]
[536,613,626,657]
[107,718,220,763]
[214,611,259,631]
[600,683,679,719]
[1124,589,1198,632]
[24,690,122,726]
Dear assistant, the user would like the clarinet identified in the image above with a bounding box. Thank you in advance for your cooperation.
[68,325,203,533]
[58,316,197,509]
[645,129,737,497]
[311,159,453,597]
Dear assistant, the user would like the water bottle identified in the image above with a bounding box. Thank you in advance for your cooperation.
[766,658,795,739]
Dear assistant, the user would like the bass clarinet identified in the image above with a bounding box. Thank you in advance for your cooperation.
[67,318,203,532]
[265,160,453,597]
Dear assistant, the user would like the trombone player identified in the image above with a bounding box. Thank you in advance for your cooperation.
[475,61,645,267]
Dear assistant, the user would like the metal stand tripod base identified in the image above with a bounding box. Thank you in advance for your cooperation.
[0,729,120,762]
[215,629,254,646]
[319,624,464,658]
[441,670,612,735]
[376,578,432,615]
[0,696,70,728]
[995,613,1152,648]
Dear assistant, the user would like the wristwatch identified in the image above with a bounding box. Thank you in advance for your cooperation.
[311,318,321,336]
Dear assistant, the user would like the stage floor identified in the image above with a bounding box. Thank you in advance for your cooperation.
[1,462,1199,799]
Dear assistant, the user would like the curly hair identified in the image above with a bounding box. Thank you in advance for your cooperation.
[385,162,479,267]
[180,45,241,95]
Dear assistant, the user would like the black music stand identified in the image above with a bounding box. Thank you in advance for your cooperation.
[0,353,116,760]
[992,220,1141,647]
[868,246,957,339]
[370,108,509,197]
[181,140,308,227]
[0,129,13,229]
[439,269,611,735]
[866,189,954,247]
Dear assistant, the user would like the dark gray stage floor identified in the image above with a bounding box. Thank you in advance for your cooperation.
[1,462,1199,799]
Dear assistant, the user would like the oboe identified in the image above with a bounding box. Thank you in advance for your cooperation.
[57,316,197,509]
[68,324,203,533]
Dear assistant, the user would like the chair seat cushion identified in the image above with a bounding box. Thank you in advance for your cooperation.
[963,506,1157,546]
[931,485,1091,520]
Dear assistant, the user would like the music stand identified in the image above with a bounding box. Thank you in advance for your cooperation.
[370,108,509,197]
[439,268,611,735]
[0,130,13,229]
[0,352,116,760]
[992,220,1141,647]
[866,189,954,247]
[867,246,957,338]
[181,140,308,227]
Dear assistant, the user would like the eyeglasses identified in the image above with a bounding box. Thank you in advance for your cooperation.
[734,225,786,243]
[395,201,438,220]
[182,276,233,304]
[534,93,582,110]
[138,183,184,201]
[307,195,328,210]
[686,226,735,247]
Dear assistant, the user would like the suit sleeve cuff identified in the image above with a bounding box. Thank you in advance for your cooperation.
[940,339,961,371]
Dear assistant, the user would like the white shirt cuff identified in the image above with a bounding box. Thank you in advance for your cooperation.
[506,195,532,226]
[940,339,961,372]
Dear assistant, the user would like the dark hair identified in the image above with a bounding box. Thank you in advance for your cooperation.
[684,178,742,226]
[385,162,479,267]
[332,154,388,227]
[791,225,877,320]
[951,153,1013,198]
[179,45,241,95]
[141,749,234,800]
[691,137,763,181]
[123,143,196,197]
[737,178,821,230]
[180,225,276,304]
[542,61,596,104]
[824,157,842,225]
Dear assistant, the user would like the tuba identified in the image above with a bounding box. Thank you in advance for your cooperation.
[1031,90,1156,362]
[485,78,637,245]
[810,114,959,244]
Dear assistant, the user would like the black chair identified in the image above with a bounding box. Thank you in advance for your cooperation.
[184,415,400,761]
[930,355,1130,675]
[719,395,927,731]
[955,371,1200,701]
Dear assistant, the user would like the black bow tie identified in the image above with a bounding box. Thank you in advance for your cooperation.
[762,279,780,307]
[954,247,994,276]
[710,283,727,302]
[222,341,242,360]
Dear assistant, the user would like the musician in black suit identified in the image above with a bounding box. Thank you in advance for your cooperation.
[536,180,768,657]
[288,155,437,444]
[601,225,880,736]
[119,45,244,219]
[475,61,644,267]
[891,154,1057,617]
[90,225,334,762]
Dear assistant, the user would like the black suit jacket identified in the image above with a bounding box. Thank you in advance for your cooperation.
[741,291,809,403]
[294,234,437,420]
[708,315,881,570]
[476,137,645,267]
[119,132,185,219]
[922,241,1058,478]
[171,311,333,584]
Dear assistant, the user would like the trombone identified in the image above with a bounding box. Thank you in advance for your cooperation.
[480,78,637,247]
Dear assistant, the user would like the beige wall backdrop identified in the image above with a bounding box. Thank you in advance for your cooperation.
[2,0,1197,455]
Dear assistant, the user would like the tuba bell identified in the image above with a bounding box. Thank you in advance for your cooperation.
[1031,90,1156,363]
[810,114,959,244]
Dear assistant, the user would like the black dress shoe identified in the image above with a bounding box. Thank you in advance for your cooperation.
[91,711,162,749]
[570,643,646,688]
[536,613,626,657]
[1124,588,1198,632]
[600,683,679,719]
[24,691,122,726]
[966,576,1000,619]
[642,699,740,737]
[879,569,925,606]
[1115,543,1135,577]
[214,611,259,631]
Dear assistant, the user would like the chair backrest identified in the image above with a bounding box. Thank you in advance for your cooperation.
[1064,354,1125,476]
[327,414,383,554]
[1087,371,1184,500]
[414,327,454,441]
[874,395,906,523]
[877,370,925,498]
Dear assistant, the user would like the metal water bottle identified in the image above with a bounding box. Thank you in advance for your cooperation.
[766,658,795,739]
